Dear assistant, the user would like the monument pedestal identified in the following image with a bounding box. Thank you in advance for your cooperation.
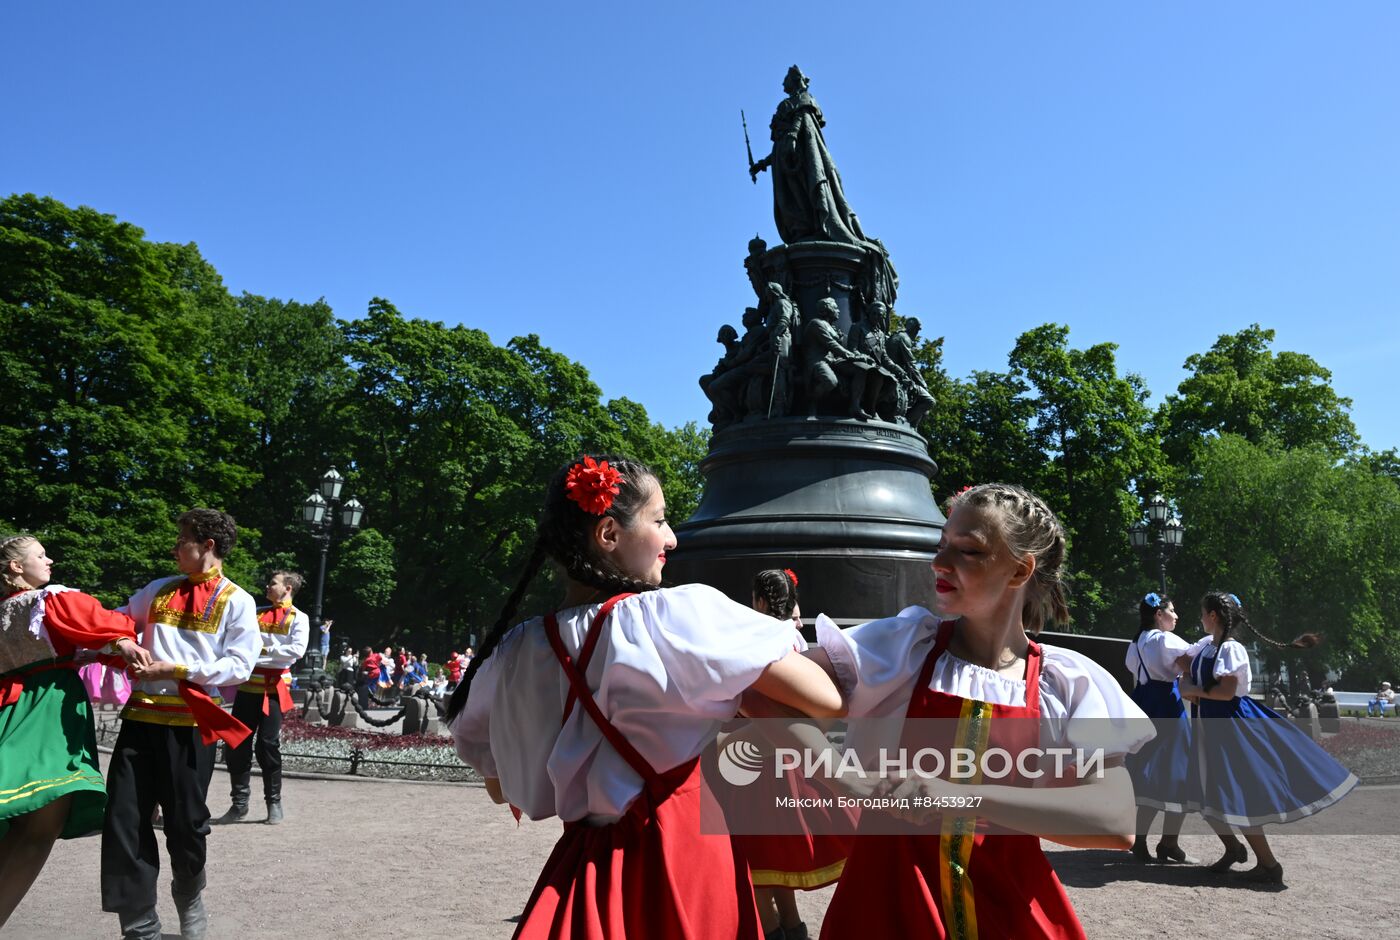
[668,416,943,624]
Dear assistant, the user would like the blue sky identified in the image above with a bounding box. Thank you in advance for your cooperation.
[5,3,1398,449]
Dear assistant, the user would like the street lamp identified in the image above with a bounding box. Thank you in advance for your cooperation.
[299,467,363,676]
[1130,494,1184,595]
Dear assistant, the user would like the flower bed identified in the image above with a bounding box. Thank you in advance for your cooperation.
[1319,720,1400,780]
[279,718,480,783]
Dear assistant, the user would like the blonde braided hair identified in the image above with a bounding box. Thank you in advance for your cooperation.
[946,484,1070,634]
[0,534,39,594]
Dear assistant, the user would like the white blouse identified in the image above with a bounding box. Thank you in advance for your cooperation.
[1124,629,1193,684]
[816,607,1155,766]
[1186,636,1252,691]
[450,584,798,825]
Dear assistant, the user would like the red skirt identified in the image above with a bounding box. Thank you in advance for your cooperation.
[821,831,1084,939]
[514,757,762,940]
[732,765,854,890]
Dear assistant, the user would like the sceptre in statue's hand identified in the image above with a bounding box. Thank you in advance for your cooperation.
[743,109,769,183]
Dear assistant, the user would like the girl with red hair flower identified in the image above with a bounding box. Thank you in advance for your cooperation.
[447,455,844,940]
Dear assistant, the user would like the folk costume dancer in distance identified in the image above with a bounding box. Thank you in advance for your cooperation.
[101,509,260,940]
[215,569,308,826]
[808,484,1153,940]
[0,535,149,928]
[737,568,853,940]
[1176,591,1357,886]
[1124,592,1195,864]
[448,455,845,940]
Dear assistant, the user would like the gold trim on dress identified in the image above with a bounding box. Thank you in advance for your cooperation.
[749,857,846,890]
[148,579,236,635]
[0,769,106,805]
[940,698,992,940]
[258,606,300,636]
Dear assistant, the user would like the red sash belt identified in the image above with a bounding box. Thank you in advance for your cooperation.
[254,666,295,716]
[0,658,75,708]
[178,680,252,749]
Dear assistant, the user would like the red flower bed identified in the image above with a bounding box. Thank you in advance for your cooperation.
[1319,721,1400,777]
[282,716,452,751]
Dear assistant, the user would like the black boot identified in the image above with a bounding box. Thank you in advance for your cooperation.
[212,801,248,824]
[172,870,208,940]
[214,781,250,824]
[118,907,162,940]
[265,799,284,825]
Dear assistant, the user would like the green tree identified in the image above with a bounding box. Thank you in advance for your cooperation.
[1157,324,1358,473]
[0,194,258,603]
[1174,435,1400,684]
[215,293,356,563]
[1007,325,1163,632]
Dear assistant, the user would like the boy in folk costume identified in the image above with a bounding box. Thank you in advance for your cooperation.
[101,509,260,940]
[215,569,308,825]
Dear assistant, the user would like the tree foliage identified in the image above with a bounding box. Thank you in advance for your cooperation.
[0,195,703,649]
[914,324,1161,630]
[1157,324,1358,471]
[1173,435,1400,684]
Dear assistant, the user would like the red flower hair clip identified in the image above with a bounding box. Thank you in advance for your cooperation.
[783,568,799,587]
[564,457,626,515]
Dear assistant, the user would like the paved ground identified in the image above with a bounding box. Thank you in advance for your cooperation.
[10,749,1398,940]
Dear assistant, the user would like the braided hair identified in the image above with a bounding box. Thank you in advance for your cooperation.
[752,568,799,621]
[945,483,1070,635]
[0,534,38,594]
[446,455,662,722]
[1201,590,1319,651]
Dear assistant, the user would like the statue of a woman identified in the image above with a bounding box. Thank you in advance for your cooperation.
[751,66,869,246]
[750,66,898,307]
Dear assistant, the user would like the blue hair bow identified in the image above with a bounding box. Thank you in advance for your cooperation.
[1143,592,1162,608]
[1227,593,1241,606]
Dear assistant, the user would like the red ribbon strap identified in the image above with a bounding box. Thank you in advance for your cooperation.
[253,667,295,715]
[178,680,252,748]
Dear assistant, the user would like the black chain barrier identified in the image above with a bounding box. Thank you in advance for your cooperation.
[338,683,409,728]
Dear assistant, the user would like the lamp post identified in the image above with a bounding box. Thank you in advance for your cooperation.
[1130,494,1184,595]
[299,467,364,677]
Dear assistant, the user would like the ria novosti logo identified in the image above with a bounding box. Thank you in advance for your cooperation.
[717,739,765,786]
[716,743,1111,787]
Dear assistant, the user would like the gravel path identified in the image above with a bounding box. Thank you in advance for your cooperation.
[10,755,1395,939]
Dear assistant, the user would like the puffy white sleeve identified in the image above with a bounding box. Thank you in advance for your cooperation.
[1143,630,1192,676]
[1184,636,1213,659]
[449,625,515,778]
[1213,639,1252,689]
[1039,646,1156,761]
[614,584,798,710]
[815,606,940,718]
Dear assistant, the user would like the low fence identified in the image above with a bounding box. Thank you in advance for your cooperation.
[93,713,482,784]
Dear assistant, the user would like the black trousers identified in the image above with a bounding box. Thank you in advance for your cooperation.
[101,720,215,914]
[227,689,283,803]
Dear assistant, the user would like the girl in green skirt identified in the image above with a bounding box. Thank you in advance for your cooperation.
[0,534,148,927]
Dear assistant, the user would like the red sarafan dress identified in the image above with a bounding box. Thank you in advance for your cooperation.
[451,585,802,940]
[730,627,855,891]
[819,615,1146,940]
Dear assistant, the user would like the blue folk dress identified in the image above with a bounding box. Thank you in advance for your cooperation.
[1124,629,1194,813]
[1187,638,1357,826]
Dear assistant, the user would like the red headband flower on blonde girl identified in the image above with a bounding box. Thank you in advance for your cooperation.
[783,568,798,587]
[564,457,626,515]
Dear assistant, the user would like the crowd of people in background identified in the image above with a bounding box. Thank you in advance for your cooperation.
[339,644,475,711]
